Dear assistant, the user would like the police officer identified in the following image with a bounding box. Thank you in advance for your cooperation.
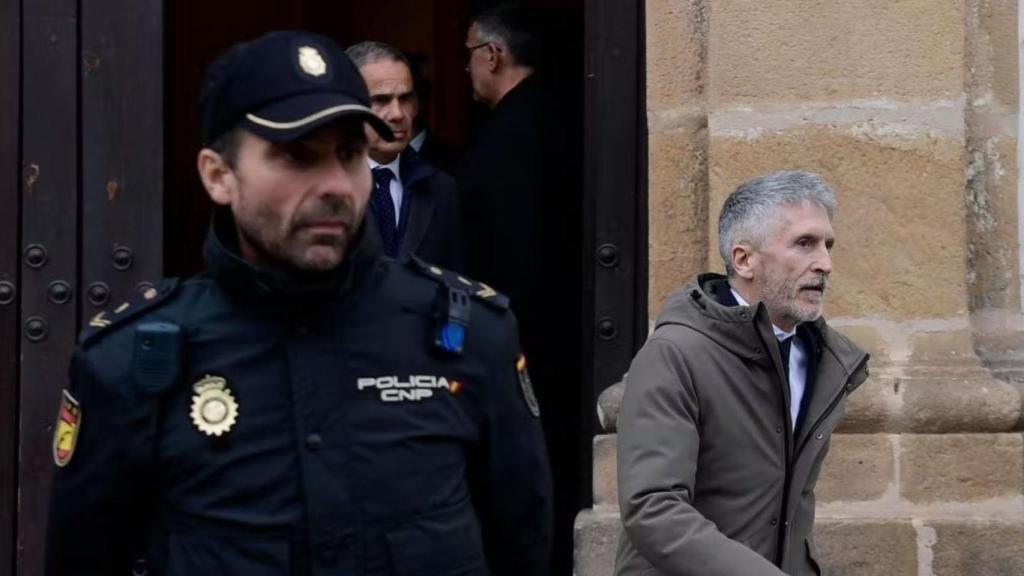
[46,31,553,576]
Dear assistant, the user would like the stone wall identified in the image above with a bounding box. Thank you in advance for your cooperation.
[576,1,1024,574]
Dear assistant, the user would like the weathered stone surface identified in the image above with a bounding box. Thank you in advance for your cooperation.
[648,125,709,314]
[574,509,620,576]
[709,127,968,320]
[817,434,894,503]
[967,0,1018,109]
[593,434,618,508]
[900,377,1021,433]
[814,518,918,576]
[646,0,706,111]
[827,324,891,367]
[838,376,895,433]
[907,329,978,367]
[901,433,1024,503]
[931,519,1024,575]
[837,375,1021,434]
[597,381,625,433]
[974,313,1024,382]
[965,135,1020,311]
[708,0,965,106]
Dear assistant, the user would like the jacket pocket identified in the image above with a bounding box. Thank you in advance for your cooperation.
[385,502,489,576]
[165,531,291,576]
[805,537,825,576]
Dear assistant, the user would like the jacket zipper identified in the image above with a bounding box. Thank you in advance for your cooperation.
[773,343,793,568]
[798,354,869,455]
[776,353,868,568]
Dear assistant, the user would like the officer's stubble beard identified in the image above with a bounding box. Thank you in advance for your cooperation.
[234,188,366,275]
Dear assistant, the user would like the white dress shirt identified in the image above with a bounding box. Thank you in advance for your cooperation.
[368,156,404,227]
[731,289,808,430]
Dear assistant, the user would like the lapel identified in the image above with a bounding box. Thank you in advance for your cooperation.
[397,151,437,256]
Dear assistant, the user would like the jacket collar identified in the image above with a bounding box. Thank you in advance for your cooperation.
[203,207,381,304]
[397,145,435,191]
[659,273,866,374]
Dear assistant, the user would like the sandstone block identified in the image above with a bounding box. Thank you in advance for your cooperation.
[838,376,1021,434]
[708,0,964,106]
[813,518,918,576]
[965,136,1020,310]
[838,376,896,433]
[709,127,968,320]
[593,434,619,508]
[817,434,894,503]
[649,125,709,313]
[900,376,1021,433]
[646,0,706,111]
[574,509,620,576]
[597,381,625,433]
[826,324,890,367]
[974,315,1024,379]
[968,0,1018,110]
[900,433,1024,503]
[931,518,1024,575]
[908,329,980,367]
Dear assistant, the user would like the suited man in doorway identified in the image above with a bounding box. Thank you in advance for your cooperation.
[459,5,581,575]
[347,41,463,271]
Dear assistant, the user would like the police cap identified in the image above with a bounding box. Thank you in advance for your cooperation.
[199,30,395,144]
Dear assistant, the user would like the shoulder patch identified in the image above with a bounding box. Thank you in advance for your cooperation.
[517,354,540,417]
[79,278,181,347]
[53,389,81,467]
[408,255,509,310]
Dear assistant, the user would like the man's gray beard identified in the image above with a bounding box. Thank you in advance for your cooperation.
[756,274,827,327]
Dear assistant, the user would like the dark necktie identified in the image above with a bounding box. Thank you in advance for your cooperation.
[778,336,793,380]
[371,167,398,257]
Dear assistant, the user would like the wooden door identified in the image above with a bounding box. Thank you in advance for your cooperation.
[6,2,164,574]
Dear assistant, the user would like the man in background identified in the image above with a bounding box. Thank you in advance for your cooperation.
[459,5,580,574]
[347,41,462,270]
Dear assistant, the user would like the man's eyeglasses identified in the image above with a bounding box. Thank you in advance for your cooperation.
[466,42,494,54]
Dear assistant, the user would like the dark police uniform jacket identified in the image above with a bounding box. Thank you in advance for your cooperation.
[46,209,553,576]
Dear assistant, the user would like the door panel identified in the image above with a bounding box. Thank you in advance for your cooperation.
[81,0,164,322]
[583,0,646,487]
[0,0,20,573]
[19,2,79,574]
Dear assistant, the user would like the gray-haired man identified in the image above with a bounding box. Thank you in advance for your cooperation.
[345,41,462,270]
[614,171,870,575]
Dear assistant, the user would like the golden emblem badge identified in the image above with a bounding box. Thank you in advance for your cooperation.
[190,375,239,437]
[297,46,327,77]
[53,389,82,467]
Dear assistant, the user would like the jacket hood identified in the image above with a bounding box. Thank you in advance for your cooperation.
[656,273,868,376]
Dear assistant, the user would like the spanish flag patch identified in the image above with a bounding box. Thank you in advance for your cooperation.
[517,355,540,417]
[53,390,81,467]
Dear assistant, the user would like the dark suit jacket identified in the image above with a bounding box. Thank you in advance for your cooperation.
[415,130,461,176]
[457,74,582,576]
[456,75,567,347]
[366,147,463,271]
